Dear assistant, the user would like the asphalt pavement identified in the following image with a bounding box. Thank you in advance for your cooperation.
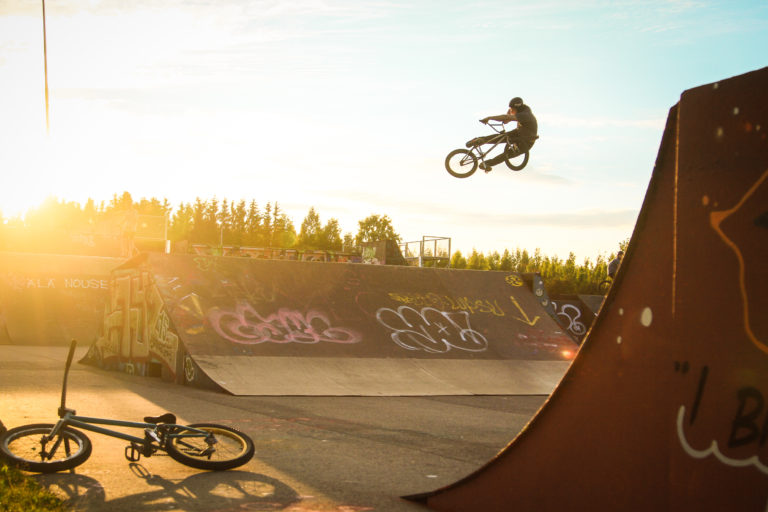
[0,345,547,511]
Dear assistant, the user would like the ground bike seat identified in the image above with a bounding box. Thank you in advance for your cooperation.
[144,413,177,424]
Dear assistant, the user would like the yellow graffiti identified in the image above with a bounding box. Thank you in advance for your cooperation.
[710,169,768,355]
[509,295,539,326]
[387,292,505,316]
[505,275,524,287]
[98,269,179,374]
[178,293,205,320]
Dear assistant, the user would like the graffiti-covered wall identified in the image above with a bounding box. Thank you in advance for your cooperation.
[85,253,578,394]
[83,260,221,388]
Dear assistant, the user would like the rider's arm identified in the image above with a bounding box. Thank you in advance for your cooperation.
[481,113,517,124]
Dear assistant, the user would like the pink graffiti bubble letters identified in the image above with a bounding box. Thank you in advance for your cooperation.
[209,303,361,345]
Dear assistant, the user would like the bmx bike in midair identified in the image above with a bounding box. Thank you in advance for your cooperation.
[445,120,538,178]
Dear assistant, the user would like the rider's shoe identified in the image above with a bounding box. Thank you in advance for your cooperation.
[480,162,492,173]
[466,137,481,148]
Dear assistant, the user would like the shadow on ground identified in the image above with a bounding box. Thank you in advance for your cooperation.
[36,465,300,511]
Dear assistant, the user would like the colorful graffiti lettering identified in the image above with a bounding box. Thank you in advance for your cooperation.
[209,303,362,345]
[98,270,179,376]
[387,292,505,317]
[375,306,488,353]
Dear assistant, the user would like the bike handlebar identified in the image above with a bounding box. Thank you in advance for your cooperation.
[480,120,506,133]
[60,339,77,412]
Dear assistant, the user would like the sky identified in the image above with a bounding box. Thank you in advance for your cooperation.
[1,0,766,261]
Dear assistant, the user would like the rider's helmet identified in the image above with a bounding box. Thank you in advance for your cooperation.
[509,97,524,109]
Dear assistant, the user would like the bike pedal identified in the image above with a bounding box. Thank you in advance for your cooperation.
[125,443,142,462]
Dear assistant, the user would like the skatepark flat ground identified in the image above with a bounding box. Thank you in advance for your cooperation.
[0,346,547,511]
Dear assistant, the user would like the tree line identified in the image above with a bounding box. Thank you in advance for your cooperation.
[0,193,627,295]
[0,192,399,253]
[445,247,626,295]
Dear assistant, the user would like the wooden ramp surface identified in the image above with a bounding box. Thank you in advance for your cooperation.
[407,67,768,511]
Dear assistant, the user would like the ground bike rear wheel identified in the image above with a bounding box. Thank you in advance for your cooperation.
[445,149,478,178]
[165,423,254,470]
[0,423,92,473]
[504,143,529,171]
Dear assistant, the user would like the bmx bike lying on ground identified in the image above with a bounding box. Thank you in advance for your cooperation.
[445,120,538,178]
[0,340,254,473]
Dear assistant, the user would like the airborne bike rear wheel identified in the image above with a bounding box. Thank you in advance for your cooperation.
[445,149,478,178]
[504,143,530,171]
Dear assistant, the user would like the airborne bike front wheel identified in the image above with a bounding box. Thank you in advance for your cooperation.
[445,149,478,178]
[0,423,92,473]
[165,423,254,470]
[504,143,530,171]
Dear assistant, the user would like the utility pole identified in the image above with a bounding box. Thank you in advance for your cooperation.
[42,0,50,133]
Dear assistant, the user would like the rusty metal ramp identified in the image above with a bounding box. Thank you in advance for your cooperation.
[85,254,577,395]
[407,67,768,510]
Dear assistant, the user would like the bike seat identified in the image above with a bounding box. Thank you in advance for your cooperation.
[144,413,177,425]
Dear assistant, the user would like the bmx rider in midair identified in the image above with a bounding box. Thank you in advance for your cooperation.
[467,97,538,172]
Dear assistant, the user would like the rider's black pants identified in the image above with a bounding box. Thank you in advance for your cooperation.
[483,129,535,166]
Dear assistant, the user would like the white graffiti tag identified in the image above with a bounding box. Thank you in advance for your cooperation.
[553,302,587,336]
[376,306,488,353]
[677,405,768,476]
[209,303,361,345]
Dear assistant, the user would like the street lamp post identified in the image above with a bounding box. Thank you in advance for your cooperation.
[42,0,50,133]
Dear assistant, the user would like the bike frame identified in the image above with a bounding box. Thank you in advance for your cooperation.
[48,413,209,447]
[467,122,514,164]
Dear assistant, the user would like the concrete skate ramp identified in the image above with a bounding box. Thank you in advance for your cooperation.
[86,253,576,395]
[407,67,768,510]
[0,252,121,345]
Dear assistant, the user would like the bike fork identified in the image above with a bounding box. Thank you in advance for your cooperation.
[39,419,69,460]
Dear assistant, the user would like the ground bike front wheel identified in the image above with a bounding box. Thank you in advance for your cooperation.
[0,423,92,473]
[445,149,478,178]
[165,423,254,471]
[504,143,530,171]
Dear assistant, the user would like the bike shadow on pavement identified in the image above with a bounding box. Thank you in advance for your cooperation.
[35,463,301,511]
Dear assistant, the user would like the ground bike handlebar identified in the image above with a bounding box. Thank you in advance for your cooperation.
[59,339,77,416]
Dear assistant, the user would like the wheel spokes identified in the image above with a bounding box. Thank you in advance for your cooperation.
[171,429,247,461]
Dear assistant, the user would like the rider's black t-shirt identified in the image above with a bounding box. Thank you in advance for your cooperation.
[515,105,538,139]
